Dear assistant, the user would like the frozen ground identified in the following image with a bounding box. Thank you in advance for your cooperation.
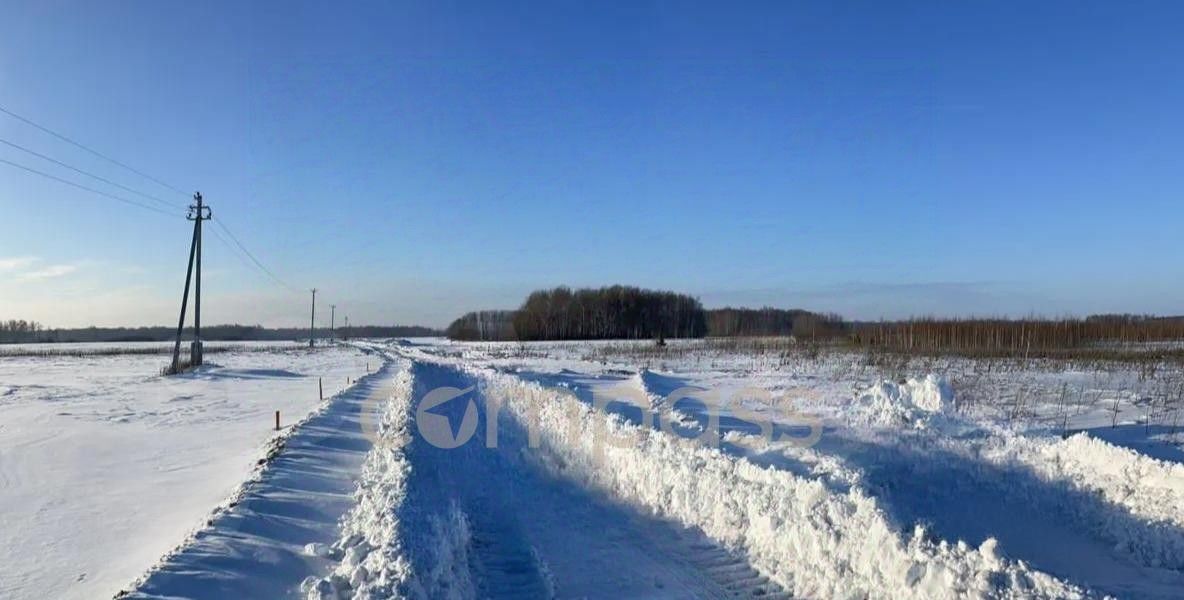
[7,338,1184,598]
[0,342,372,600]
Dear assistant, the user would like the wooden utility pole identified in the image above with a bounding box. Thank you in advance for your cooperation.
[170,192,211,373]
[170,218,198,373]
[192,192,206,366]
[309,288,317,348]
[330,304,336,340]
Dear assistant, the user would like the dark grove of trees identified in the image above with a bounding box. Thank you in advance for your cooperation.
[445,287,854,342]
[445,310,518,342]
[706,307,848,339]
[848,315,1184,356]
[331,325,439,339]
[0,319,45,343]
[513,285,708,341]
[0,322,439,344]
[446,286,709,341]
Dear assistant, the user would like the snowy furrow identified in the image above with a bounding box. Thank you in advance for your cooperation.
[476,369,1086,600]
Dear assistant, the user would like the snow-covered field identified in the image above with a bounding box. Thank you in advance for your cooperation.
[5,338,1184,598]
[0,342,373,600]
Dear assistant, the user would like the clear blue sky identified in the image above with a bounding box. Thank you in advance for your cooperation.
[1,1,1181,328]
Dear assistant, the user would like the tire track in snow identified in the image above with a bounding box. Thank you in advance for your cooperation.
[311,353,790,598]
[405,359,788,599]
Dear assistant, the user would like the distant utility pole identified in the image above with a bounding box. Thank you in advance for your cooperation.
[330,304,336,340]
[309,288,317,348]
[170,192,212,373]
[344,315,350,340]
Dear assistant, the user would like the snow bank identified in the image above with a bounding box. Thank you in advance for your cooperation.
[850,374,1184,571]
[303,365,410,598]
[478,370,1083,600]
[985,430,1184,570]
[851,375,955,429]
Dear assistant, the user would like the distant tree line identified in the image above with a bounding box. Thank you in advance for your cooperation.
[331,324,439,340]
[0,322,439,344]
[445,310,518,342]
[0,319,45,343]
[706,307,847,339]
[447,286,708,341]
[444,285,1184,352]
[848,314,1184,356]
[445,286,846,342]
[513,286,708,341]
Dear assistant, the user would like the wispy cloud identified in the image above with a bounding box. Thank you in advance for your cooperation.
[0,256,38,271]
[17,264,79,280]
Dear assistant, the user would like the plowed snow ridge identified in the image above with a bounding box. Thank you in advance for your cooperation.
[474,369,1083,599]
[986,430,1184,569]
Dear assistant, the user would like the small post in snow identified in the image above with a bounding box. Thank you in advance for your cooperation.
[319,377,323,400]
[275,410,280,431]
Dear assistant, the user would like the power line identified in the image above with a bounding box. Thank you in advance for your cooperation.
[0,104,189,197]
[212,217,299,292]
[0,156,177,217]
[206,223,304,298]
[207,221,258,273]
[0,137,181,210]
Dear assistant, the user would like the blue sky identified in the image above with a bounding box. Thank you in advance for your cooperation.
[1,1,1181,328]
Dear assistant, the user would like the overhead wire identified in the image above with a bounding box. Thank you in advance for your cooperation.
[0,104,190,197]
[0,156,178,218]
[206,222,257,272]
[212,217,300,293]
[0,136,182,210]
[1,104,316,306]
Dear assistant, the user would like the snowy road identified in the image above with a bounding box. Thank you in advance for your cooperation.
[304,352,788,599]
[390,359,787,598]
